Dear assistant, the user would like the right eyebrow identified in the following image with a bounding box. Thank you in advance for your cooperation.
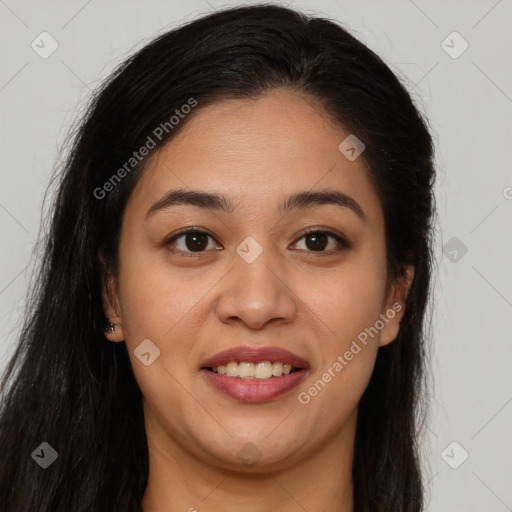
[146,189,236,218]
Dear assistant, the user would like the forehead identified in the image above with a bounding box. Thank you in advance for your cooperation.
[126,89,382,224]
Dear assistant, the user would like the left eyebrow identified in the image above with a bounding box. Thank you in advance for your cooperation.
[145,188,366,223]
[278,190,366,223]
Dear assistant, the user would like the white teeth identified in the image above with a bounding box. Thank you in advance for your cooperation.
[272,361,283,376]
[211,361,296,379]
[224,362,238,377]
[255,362,273,379]
[238,362,255,378]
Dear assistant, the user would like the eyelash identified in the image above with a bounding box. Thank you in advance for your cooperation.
[164,227,350,257]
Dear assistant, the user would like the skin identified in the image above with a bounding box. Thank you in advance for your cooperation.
[103,88,413,512]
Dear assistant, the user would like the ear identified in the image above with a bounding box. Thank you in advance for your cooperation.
[101,267,125,343]
[379,264,414,347]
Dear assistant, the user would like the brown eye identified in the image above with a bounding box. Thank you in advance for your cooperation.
[166,229,219,254]
[294,229,349,254]
[183,232,209,251]
[304,232,328,251]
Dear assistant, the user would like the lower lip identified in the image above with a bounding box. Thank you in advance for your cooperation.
[201,368,308,402]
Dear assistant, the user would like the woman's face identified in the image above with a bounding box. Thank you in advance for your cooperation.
[105,88,411,471]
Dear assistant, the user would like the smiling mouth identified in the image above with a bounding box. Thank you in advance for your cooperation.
[203,361,302,380]
[201,362,308,403]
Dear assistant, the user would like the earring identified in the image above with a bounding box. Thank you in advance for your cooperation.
[104,322,117,334]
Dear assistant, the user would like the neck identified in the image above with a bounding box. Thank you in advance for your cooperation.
[141,408,356,512]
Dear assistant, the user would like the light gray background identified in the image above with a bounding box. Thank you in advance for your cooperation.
[1,1,511,510]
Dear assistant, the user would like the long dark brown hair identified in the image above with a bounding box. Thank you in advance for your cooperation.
[0,4,436,511]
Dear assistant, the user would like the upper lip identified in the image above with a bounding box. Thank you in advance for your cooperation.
[200,346,310,370]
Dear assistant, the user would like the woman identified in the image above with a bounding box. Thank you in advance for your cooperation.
[0,4,436,511]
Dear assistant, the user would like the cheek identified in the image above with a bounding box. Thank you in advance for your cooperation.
[292,248,387,405]
[116,249,227,398]
[298,255,387,346]
[294,270,385,433]
[116,226,202,336]
[116,262,203,413]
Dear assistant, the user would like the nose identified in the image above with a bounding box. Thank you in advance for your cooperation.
[215,245,298,331]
